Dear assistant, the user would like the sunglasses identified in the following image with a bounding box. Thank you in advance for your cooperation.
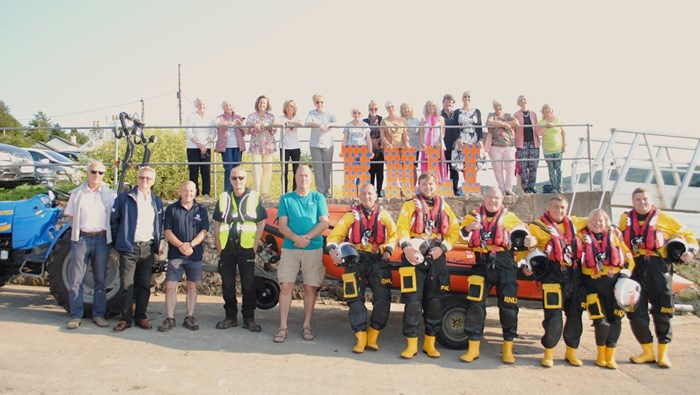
[231,176,246,181]
[90,170,105,175]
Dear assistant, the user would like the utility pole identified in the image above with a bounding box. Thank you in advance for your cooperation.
[177,63,183,127]
[140,98,145,121]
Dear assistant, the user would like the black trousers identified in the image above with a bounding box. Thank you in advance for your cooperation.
[582,274,624,347]
[187,148,211,196]
[369,151,384,192]
[539,265,585,349]
[219,241,256,320]
[465,251,519,341]
[343,253,392,332]
[280,148,301,193]
[400,254,449,337]
[627,256,674,344]
[445,149,460,194]
[118,242,154,323]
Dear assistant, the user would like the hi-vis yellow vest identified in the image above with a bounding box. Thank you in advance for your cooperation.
[218,190,260,250]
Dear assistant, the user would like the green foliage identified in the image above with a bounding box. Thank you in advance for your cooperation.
[29,111,52,128]
[91,129,189,199]
[0,182,77,201]
[0,130,29,147]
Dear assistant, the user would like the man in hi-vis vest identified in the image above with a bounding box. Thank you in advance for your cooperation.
[213,166,267,332]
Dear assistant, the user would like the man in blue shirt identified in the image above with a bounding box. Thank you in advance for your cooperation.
[158,181,209,332]
[273,165,329,343]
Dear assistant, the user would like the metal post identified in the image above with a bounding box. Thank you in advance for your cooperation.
[586,124,593,191]
[177,64,182,127]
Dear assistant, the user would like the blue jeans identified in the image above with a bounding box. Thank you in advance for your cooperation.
[221,148,243,192]
[68,234,110,319]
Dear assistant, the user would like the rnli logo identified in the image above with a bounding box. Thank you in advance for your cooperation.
[660,307,674,314]
[504,296,518,304]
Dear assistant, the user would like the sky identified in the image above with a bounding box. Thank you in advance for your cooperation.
[2,0,699,150]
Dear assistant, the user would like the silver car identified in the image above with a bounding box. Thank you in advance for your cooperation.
[0,144,36,188]
[26,148,83,184]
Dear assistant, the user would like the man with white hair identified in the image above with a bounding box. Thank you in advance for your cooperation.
[64,160,116,330]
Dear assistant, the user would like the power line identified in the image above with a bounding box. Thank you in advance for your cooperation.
[43,91,176,120]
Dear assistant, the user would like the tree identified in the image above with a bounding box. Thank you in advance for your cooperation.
[29,111,52,129]
[0,99,22,129]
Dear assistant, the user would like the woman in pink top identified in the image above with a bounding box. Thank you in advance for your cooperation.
[512,95,540,194]
[214,101,245,192]
[418,100,446,182]
[246,95,276,196]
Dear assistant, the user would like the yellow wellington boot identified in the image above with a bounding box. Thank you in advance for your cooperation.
[422,335,441,358]
[657,344,671,369]
[366,327,380,351]
[565,346,583,367]
[400,337,418,359]
[629,343,656,364]
[352,331,367,354]
[540,348,555,368]
[502,341,515,364]
[595,346,607,367]
[460,340,481,362]
[605,347,618,369]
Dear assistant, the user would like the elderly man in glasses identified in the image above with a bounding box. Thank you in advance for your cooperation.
[213,166,267,332]
[64,160,117,330]
[111,166,164,332]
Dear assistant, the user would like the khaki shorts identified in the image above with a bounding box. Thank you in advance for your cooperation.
[278,248,325,286]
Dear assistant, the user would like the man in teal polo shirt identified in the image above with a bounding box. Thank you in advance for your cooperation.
[273,165,329,343]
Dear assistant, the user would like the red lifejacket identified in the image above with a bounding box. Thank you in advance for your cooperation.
[623,206,663,258]
[467,205,509,250]
[581,228,621,273]
[536,213,581,266]
[410,194,450,236]
[348,204,386,249]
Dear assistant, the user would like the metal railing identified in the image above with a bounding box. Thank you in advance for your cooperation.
[1,122,593,198]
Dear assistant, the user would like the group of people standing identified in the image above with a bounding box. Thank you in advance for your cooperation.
[327,179,696,370]
[64,159,695,370]
[184,93,567,199]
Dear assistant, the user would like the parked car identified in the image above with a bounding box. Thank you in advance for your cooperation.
[25,148,83,184]
[58,150,91,163]
[0,144,36,188]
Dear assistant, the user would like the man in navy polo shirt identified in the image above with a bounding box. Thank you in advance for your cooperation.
[158,181,210,332]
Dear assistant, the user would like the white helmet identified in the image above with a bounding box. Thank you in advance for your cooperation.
[665,237,687,262]
[407,237,431,264]
[614,277,642,313]
[526,248,548,273]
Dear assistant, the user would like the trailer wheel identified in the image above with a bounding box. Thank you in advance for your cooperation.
[437,294,469,350]
[47,237,123,317]
[255,276,280,310]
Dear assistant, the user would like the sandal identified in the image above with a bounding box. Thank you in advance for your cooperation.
[273,328,288,343]
[302,326,314,341]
